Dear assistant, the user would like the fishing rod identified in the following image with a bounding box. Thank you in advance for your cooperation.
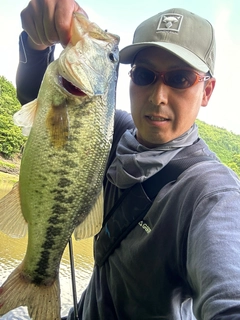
[68,238,79,320]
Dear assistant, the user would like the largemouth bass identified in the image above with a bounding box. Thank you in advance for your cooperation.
[0,12,119,320]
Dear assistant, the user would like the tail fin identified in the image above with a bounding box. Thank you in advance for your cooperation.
[0,262,61,320]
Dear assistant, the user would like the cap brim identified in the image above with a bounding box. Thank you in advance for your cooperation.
[119,42,209,73]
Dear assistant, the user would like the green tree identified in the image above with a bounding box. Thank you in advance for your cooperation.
[0,76,26,158]
[196,119,240,177]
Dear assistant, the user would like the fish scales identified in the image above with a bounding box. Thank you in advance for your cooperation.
[0,12,119,320]
[21,88,111,282]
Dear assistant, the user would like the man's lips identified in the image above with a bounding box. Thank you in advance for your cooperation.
[146,115,170,121]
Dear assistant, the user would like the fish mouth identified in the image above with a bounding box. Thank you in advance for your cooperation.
[60,76,86,97]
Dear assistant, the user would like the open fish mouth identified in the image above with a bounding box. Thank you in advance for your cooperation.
[60,76,86,97]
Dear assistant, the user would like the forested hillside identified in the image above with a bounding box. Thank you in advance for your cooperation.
[0,76,26,158]
[0,76,239,176]
[196,119,240,176]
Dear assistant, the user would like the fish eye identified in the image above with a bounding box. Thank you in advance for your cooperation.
[109,52,118,63]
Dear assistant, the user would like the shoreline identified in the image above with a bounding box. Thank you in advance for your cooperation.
[0,154,20,176]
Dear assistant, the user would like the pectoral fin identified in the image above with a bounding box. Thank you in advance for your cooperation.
[13,99,38,136]
[0,182,28,238]
[74,187,104,240]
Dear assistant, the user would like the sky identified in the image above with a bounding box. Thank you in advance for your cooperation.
[0,0,240,135]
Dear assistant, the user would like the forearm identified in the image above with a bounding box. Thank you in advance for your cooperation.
[16,31,55,105]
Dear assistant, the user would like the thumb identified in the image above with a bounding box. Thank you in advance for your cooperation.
[74,2,88,18]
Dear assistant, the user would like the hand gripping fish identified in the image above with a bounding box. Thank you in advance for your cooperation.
[0,13,119,320]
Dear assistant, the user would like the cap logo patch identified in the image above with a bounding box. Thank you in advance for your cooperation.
[157,13,183,32]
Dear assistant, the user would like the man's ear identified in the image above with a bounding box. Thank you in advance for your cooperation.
[201,77,216,107]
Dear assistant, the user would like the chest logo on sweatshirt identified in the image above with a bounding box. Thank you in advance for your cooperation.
[138,220,151,234]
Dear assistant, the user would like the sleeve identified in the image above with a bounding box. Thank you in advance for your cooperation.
[16,31,55,105]
[187,188,240,320]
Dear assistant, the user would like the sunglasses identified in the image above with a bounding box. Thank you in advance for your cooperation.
[129,66,211,89]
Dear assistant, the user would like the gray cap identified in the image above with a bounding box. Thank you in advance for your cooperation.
[120,8,216,75]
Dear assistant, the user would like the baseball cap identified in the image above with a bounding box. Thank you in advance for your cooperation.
[120,8,216,75]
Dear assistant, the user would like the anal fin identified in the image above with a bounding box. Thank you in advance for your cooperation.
[0,182,28,238]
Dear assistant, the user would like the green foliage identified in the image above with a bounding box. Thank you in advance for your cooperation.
[196,119,240,177]
[0,76,26,158]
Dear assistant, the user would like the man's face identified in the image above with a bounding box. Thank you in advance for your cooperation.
[129,47,215,148]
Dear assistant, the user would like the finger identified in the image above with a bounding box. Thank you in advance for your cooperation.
[31,15,58,47]
[21,2,56,47]
[41,1,61,45]
[54,1,88,46]
[74,2,88,18]
[21,8,40,45]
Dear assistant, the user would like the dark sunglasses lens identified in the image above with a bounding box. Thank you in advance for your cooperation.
[164,70,197,89]
[131,67,156,86]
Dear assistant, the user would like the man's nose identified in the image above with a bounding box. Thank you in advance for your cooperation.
[148,81,169,106]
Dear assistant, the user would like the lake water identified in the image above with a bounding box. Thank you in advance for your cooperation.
[0,178,94,319]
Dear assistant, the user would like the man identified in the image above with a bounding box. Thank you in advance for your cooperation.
[16,1,240,319]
